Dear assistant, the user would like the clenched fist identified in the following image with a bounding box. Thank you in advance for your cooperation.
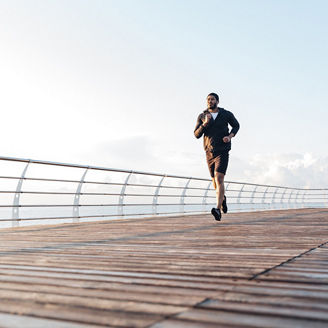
[203,113,211,126]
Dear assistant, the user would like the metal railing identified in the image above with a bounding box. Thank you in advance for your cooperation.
[0,156,327,228]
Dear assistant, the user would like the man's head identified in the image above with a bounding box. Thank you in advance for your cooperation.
[207,92,219,110]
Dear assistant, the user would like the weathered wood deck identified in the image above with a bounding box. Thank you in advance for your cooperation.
[0,208,328,327]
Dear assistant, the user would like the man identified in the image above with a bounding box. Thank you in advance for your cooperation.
[194,92,240,221]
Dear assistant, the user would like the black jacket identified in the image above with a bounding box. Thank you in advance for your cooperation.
[194,107,240,154]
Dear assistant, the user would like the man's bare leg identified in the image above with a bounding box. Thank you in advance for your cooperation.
[214,172,225,209]
[212,178,216,190]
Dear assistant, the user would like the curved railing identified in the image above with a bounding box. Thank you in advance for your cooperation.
[0,156,327,228]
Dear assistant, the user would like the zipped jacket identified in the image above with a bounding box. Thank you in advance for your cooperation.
[194,107,240,154]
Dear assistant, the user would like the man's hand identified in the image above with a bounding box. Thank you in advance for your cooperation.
[223,136,231,143]
[203,113,211,127]
[223,133,235,143]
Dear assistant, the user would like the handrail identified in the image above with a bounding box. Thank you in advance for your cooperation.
[0,155,327,228]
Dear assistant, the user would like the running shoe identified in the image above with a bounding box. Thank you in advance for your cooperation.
[222,195,228,214]
[211,208,221,221]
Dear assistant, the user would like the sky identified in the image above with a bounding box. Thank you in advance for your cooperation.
[0,0,327,188]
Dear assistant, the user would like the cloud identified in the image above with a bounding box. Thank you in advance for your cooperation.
[238,152,328,188]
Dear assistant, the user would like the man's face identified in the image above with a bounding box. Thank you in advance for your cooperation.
[207,95,218,109]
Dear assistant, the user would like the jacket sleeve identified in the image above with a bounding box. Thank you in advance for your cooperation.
[228,112,240,136]
[194,114,206,139]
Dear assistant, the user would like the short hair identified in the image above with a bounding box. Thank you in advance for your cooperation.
[207,92,219,101]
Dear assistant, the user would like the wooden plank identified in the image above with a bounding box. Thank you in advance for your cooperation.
[171,308,328,328]
[199,298,328,321]
[204,291,328,312]
[0,281,203,306]
[0,289,187,315]
[0,312,99,328]
[150,319,228,328]
[0,300,161,327]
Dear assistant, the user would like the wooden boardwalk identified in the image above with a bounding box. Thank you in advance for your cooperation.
[0,208,328,327]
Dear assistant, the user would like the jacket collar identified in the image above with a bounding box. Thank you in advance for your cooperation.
[203,107,224,114]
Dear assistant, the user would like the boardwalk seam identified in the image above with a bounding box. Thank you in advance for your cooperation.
[144,297,214,328]
[249,240,328,281]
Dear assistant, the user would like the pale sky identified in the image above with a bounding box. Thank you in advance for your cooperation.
[1,0,327,187]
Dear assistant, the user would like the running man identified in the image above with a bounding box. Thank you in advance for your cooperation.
[194,92,240,221]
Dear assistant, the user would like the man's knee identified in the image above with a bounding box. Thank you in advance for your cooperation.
[214,172,225,185]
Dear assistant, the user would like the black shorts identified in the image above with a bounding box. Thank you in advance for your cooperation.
[206,151,229,178]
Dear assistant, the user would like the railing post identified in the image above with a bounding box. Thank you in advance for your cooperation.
[250,185,258,211]
[262,187,269,201]
[73,167,89,223]
[152,175,166,215]
[301,190,307,208]
[280,188,288,209]
[202,181,213,211]
[235,183,245,212]
[262,186,269,209]
[294,189,301,208]
[250,185,258,204]
[180,178,191,213]
[288,189,295,208]
[118,172,133,216]
[12,161,30,228]
[271,187,279,209]
[237,184,245,204]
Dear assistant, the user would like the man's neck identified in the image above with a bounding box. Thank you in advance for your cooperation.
[208,107,219,113]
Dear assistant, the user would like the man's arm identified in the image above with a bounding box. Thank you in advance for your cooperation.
[228,112,240,136]
[194,113,210,139]
[223,112,240,143]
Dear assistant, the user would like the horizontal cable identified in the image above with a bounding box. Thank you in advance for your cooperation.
[0,176,211,192]
[0,156,210,182]
[2,156,328,191]
[0,203,206,208]
[2,200,320,209]
[0,210,202,222]
[0,191,217,198]
[0,189,327,199]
